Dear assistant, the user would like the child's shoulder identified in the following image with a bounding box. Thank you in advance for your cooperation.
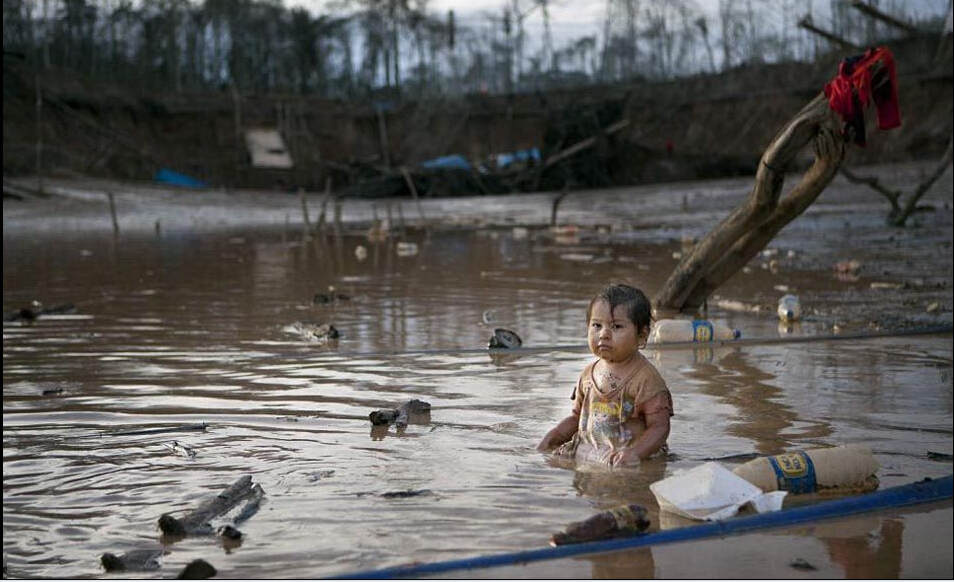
[632,353,668,386]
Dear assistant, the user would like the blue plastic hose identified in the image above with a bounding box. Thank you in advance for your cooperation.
[329,475,952,579]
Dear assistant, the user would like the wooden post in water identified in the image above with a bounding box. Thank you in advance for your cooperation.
[316,178,331,235]
[376,104,392,169]
[333,198,343,237]
[298,187,312,234]
[106,191,120,236]
[399,166,426,223]
[35,75,43,195]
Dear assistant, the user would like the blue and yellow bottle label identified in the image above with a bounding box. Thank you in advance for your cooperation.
[691,320,714,341]
[767,451,817,494]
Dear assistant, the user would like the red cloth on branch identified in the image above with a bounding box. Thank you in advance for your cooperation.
[823,46,901,146]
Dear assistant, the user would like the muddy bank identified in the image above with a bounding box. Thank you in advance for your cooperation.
[3,33,951,193]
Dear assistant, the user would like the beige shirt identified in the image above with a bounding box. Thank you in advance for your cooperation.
[568,353,673,462]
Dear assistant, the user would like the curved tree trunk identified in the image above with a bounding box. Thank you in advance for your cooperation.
[654,92,845,314]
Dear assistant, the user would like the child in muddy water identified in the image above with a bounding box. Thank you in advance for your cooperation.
[537,284,673,467]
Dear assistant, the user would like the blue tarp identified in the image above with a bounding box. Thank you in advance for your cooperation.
[495,147,541,169]
[154,168,208,189]
[421,154,471,171]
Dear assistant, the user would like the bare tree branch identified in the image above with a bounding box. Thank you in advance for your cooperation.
[654,93,845,313]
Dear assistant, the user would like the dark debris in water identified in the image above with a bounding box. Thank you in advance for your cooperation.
[217,525,243,540]
[789,558,817,571]
[701,452,761,462]
[927,451,953,461]
[3,301,77,323]
[369,399,431,427]
[488,328,522,349]
[380,489,433,499]
[100,549,163,572]
[307,470,336,482]
[177,558,216,579]
[313,288,350,304]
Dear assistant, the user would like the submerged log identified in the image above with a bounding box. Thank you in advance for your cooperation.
[654,92,846,313]
[158,475,261,537]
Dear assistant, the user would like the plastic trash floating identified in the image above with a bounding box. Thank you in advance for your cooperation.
[649,319,741,343]
[650,462,787,521]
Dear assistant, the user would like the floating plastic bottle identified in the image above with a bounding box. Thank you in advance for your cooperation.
[549,503,649,546]
[732,444,879,495]
[649,319,741,343]
[777,294,802,322]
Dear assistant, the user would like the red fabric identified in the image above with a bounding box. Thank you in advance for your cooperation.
[823,46,901,145]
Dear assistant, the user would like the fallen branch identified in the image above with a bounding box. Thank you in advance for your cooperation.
[840,165,902,215]
[797,16,862,51]
[158,475,261,537]
[841,135,953,226]
[542,118,630,170]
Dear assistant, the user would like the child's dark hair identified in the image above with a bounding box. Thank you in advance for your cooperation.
[587,284,653,333]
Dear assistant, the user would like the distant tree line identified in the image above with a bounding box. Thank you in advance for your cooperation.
[2,0,947,100]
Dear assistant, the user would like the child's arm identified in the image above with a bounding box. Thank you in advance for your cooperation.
[537,413,579,451]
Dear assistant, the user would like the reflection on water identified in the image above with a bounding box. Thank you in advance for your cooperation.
[3,226,952,578]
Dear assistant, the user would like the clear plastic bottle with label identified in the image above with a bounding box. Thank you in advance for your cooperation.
[732,445,879,494]
[649,319,741,343]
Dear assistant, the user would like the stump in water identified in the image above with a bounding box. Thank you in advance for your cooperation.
[654,92,846,313]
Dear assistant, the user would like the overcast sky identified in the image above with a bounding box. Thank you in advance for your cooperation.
[287,0,951,55]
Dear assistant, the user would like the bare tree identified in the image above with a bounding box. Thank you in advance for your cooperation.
[655,93,847,313]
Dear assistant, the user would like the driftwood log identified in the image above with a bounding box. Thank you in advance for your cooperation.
[654,92,846,313]
[158,475,263,537]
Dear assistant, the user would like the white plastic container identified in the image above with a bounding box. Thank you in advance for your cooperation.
[649,319,741,343]
[650,462,786,521]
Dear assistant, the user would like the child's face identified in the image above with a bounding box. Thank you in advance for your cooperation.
[587,300,640,363]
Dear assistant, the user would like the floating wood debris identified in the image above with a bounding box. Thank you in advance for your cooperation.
[158,475,264,537]
[369,399,431,427]
[100,549,163,572]
[550,503,649,546]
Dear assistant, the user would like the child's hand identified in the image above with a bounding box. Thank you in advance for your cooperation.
[601,448,641,468]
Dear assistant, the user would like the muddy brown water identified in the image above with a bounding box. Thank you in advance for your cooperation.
[3,163,952,578]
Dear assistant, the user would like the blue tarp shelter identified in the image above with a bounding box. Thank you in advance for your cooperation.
[154,168,208,189]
